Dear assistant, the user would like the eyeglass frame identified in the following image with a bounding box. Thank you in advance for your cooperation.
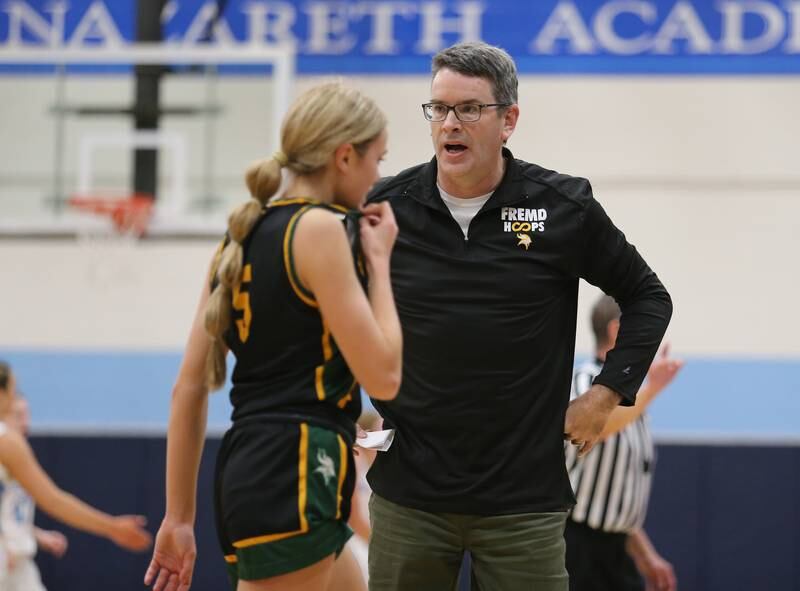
[421,102,512,122]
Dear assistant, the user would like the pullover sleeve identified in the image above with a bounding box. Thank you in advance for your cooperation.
[575,186,673,405]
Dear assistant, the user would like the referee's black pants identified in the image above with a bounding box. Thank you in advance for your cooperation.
[564,519,644,591]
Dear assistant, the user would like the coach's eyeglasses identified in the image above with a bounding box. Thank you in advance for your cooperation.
[421,102,511,122]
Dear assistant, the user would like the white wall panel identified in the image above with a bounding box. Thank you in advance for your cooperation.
[1,75,798,356]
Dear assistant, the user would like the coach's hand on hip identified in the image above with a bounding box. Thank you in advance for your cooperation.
[564,385,621,457]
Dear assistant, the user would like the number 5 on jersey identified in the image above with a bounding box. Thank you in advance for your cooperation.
[233,264,252,342]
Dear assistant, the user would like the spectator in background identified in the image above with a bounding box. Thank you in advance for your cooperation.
[0,361,152,591]
[565,295,683,591]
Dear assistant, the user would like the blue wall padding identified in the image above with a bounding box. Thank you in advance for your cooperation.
[26,436,800,591]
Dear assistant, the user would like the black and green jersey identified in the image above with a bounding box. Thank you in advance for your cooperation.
[215,198,365,442]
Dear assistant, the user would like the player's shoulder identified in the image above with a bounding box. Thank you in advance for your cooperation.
[0,423,24,465]
[292,204,349,244]
[266,199,346,229]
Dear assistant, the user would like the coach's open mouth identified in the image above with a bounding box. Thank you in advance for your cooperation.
[444,143,467,153]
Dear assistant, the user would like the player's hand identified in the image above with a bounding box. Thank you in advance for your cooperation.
[564,384,620,456]
[359,202,398,265]
[108,514,152,552]
[37,529,68,557]
[646,343,684,394]
[144,519,197,591]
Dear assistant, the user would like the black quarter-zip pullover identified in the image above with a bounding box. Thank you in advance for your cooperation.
[366,148,672,515]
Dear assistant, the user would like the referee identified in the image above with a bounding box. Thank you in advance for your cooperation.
[565,295,683,591]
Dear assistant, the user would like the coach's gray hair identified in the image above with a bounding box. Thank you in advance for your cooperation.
[432,42,518,106]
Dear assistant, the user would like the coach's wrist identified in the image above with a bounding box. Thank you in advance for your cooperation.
[587,384,622,411]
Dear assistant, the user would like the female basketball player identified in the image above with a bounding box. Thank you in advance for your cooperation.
[0,361,152,591]
[145,81,401,591]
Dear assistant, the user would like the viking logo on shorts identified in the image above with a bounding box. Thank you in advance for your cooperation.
[314,449,336,485]
[516,233,532,250]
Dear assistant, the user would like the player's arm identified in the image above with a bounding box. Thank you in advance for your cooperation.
[145,261,217,591]
[163,278,213,526]
[0,430,150,551]
[34,527,68,557]
[295,204,401,400]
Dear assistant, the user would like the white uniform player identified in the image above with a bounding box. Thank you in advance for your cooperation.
[0,421,46,591]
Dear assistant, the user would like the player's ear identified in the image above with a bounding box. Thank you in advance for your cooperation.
[333,143,355,173]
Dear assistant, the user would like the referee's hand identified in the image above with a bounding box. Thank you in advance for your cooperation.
[564,384,621,456]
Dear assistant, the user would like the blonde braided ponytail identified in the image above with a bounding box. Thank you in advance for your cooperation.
[202,81,386,390]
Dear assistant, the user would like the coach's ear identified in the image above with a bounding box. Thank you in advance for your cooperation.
[501,104,519,143]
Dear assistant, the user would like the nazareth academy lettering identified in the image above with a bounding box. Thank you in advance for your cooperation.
[2,0,798,74]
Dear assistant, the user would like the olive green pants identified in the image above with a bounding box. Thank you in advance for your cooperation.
[368,493,568,591]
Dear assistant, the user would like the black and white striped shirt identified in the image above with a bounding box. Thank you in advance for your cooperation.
[566,359,655,533]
